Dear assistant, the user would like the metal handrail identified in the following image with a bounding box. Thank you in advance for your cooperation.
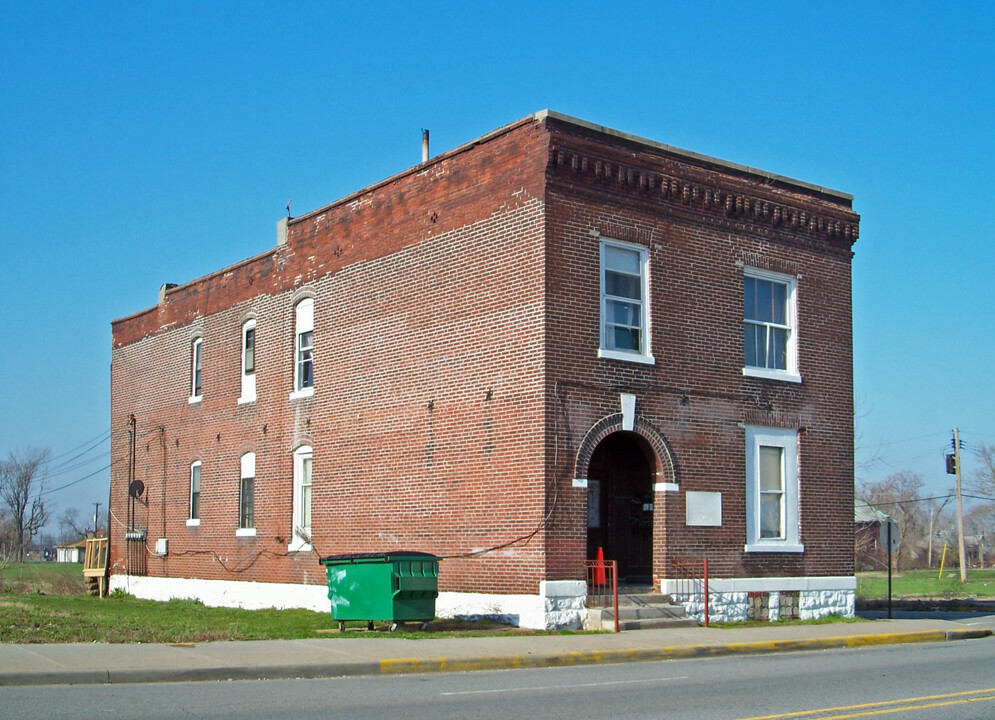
[670,557,709,627]
[583,558,619,632]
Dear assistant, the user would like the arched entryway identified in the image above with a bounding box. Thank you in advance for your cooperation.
[586,432,655,583]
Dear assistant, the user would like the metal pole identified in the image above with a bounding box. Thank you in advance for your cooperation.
[887,520,893,620]
[703,558,709,628]
[611,560,619,633]
[954,428,968,583]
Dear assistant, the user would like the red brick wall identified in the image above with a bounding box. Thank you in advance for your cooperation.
[110,113,859,599]
[111,118,554,594]
[541,117,857,583]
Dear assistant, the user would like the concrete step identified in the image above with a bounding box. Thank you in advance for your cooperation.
[609,606,687,621]
[616,616,699,631]
[586,592,697,631]
[616,593,678,607]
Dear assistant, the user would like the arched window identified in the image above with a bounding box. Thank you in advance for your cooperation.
[290,445,313,550]
[238,452,256,534]
[189,338,203,401]
[238,319,257,404]
[187,461,202,525]
[292,299,314,398]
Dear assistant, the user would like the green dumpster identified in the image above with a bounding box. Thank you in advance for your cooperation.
[319,551,439,631]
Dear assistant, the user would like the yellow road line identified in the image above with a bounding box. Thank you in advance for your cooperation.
[730,687,995,720]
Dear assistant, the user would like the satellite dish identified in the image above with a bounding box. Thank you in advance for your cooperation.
[128,480,145,499]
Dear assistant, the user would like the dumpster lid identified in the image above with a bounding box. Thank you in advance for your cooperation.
[319,551,438,564]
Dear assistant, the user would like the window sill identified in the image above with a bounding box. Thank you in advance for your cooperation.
[235,528,256,537]
[742,367,802,384]
[237,395,256,405]
[289,387,314,401]
[188,395,202,405]
[287,541,312,553]
[598,348,656,366]
[744,542,804,554]
[186,519,200,527]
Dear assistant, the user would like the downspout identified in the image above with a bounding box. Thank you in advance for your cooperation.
[160,426,167,546]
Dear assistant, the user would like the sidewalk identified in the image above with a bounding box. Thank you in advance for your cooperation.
[0,619,989,687]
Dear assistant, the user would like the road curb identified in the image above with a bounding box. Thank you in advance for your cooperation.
[0,662,387,687]
[1,628,988,686]
[378,629,993,675]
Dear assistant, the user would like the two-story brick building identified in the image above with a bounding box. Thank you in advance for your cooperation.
[109,111,859,627]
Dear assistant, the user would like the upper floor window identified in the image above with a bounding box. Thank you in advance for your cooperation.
[291,299,314,398]
[238,452,255,535]
[744,426,802,553]
[189,338,203,402]
[187,461,201,526]
[238,319,257,404]
[598,239,654,365]
[290,445,313,551]
[743,268,800,382]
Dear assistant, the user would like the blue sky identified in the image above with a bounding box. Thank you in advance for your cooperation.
[1,2,993,524]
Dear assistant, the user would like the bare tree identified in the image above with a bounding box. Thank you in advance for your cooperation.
[922,494,953,568]
[858,471,926,572]
[965,504,995,568]
[971,443,995,499]
[57,507,86,544]
[0,507,15,570]
[0,448,50,562]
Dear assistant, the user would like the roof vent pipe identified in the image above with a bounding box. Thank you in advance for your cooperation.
[422,129,429,163]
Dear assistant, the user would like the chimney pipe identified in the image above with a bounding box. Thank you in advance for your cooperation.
[422,129,429,163]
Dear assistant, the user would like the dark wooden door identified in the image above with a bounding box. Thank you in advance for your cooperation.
[586,433,653,581]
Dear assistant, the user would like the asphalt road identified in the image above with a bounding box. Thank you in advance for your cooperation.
[3,636,994,720]
[858,611,995,631]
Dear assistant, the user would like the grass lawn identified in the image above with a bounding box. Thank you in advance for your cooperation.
[0,561,85,594]
[0,562,556,643]
[857,568,995,599]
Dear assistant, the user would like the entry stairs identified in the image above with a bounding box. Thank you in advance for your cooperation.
[586,591,698,631]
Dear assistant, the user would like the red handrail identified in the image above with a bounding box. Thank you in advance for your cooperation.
[670,557,709,627]
[583,558,619,633]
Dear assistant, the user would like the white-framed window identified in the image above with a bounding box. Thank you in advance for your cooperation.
[744,426,802,553]
[187,461,201,526]
[291,298,314,399]
[189,337,203,402]
[237,452,256,536]
[238,319,257,404]
[598,239,654,365]
[289,445,313,551]
[743,268,800,382]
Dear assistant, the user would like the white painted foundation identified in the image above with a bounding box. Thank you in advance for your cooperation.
[109,575,588,630]
[660,575,856,623]
[110,573,853,628]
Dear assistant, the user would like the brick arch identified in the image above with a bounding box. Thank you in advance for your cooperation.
[574,414,676,486]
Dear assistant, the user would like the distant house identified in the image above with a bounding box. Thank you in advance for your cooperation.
[56,538,87,563]
[109,111,859,627]
[855,500,891,570]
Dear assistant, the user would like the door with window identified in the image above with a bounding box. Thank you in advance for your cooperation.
[586,432,654,583]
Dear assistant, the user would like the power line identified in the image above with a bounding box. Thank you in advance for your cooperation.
[40,427,159,498]
[45,450,111,480]
[43,428,112,464]
[41,462,113,496]
[48,432,110,472]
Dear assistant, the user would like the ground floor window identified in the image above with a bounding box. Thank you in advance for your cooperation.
[290,446,312,550]
[744,426,802,553]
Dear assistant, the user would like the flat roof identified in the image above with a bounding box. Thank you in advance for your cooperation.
[535,110,853,202]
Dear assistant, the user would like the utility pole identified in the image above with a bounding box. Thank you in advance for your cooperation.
[927,495,951,569]
[954,428,967,583]
[93,502,101,537]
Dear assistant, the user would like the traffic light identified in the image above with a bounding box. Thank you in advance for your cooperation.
[945,453,957,475]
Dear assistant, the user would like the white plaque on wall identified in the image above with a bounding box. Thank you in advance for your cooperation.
[686,491,722,527]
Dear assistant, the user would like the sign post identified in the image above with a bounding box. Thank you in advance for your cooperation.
[880,520,898,619]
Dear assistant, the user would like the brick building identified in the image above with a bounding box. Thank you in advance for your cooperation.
[109,111,860,627]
